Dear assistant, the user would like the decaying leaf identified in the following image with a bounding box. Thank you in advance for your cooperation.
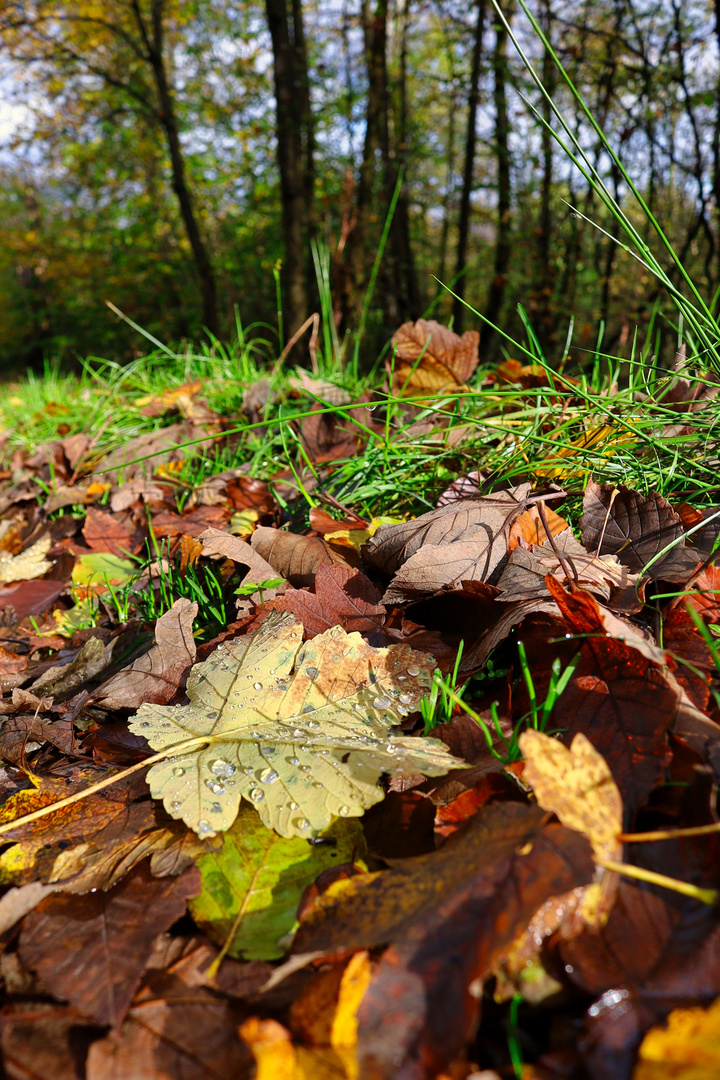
[190,805,365,960]
[292,802,594,1079]
[267,564,387,639]
[389,319,480,397]
[581,481,700,580]
[19,863,200,1027]
[129,613,460,839]
[251,526,349,587]
[0,535,52,584]
[82,507,134,558]
[496,529,638,602]
[95,597,197,709]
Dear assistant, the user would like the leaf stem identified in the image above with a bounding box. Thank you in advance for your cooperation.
[0,737,210,838]
[596,858,717,905]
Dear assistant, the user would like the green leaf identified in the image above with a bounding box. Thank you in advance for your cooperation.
[72,552,136,590]
[129,612,461,840]
[189,804,365,960]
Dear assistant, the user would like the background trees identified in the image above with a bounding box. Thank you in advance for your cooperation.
[0,0,718,367]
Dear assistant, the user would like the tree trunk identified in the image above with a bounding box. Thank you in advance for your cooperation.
[266,0,313,337]
[453,0,486,333]
[480,3,513,355]
[141,0,219,336]
[531,0,555,354]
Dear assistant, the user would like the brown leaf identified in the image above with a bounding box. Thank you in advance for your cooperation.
[496,529,639,602]
[95,598,197,710]
[82,507,135,557]
[365,485,531,579]
[19,863,200,1027]
[436,471,484,507]
[581,481,700,580]
[545,578,678,811]
[251,526,349,587]
[271,564,387,638]
[292,801,592,1079]
[0,1003,99,1080]
[99,423,213,483]
[389,319,480,397]
[662,606,714,711]
[86,968,253,1080]
[308,507,369,534]
[0,715,74,767]
[225,474,275,513]
[151,504,231,539]
[0,579,66,621]
[31,636,114,698]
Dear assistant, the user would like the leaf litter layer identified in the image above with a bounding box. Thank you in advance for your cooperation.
[2,320,720,1078]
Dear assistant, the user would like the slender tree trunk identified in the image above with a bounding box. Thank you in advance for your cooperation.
[266,0,313,336]
[714,0,720,289]
[140,1,218,335]
[480,3,513,355]
[532,0,555,353]
[340,0,389,327]
[453,0,486,332]
[386,0,419,320]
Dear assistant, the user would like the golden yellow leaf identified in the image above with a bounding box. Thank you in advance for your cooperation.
[535,424,636,480]
[633,996,720,1079]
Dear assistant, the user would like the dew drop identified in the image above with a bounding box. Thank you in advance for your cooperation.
[244,767,255,775]
[249,787,265,803]
[206,711,218,719]
[293,729,307,738]
[253,682,263,690]
[302,705,314,714]
[210,759,236,778]
[295,817,311,830]
[406,665,420,677]
[140,721,151,728]
[373,695,392,710]
[300,765,311,772]
[290,757,300,765]
[399,692,413,704]
[198,820,213,835]
[171,799,182,811]
[260,746,275,755]
[338,805,350,816]
[313,781,323,789]
[205,779,226,795]
[306,720,320,730]
[289,801,299,810]
[210,802,222,813]
[305,665,319,679]
[386,743,397,753]
[173,767,185,777]
[260,767,279,784]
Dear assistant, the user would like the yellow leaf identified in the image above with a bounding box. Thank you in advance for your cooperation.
[326,516,405,552]
[633,996,720,1079]
[331,952,373,1080]
[535,424,636,480]
[0,536,53,584]
[230,508,260,538]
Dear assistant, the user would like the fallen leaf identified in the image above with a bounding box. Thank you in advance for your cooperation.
[190,805,365,960]
[292,802,593,1079]
[251,527,349,587]
[0,578,66,620]
[389,319,480,397]
[542,579,678,811]
[496,529,638,602]
[199,527,285,606]
[0,714,74,767]
[129,612,459,839]
[95,598,197,709]
[72,551,136,597]
[269,565,388,640]
[31,635,113,697]
[0,535,52,584]
[581,481,700,580]
[82,507,135,557]
[151,504,231,538]
[19,862,200,1027]
[508,503,570,548]
[134,379,204,416]
[0,1003,99,1080]
[436,471,484,507]
[633,996,720,1078]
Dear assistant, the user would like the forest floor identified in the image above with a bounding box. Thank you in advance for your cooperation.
[0,318,719,1080]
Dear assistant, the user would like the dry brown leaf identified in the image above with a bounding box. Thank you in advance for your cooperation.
[389,319,480,397]
[95,598,197,709]
[19,863,200,1027]
[251,526,350,587]
[496,530,639,602]
[82,507,135,557]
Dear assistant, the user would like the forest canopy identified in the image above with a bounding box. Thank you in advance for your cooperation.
[0,0,717,367]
